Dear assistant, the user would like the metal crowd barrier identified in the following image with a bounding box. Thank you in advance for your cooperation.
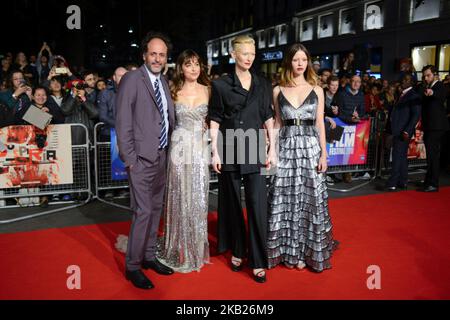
[93,122,131,210]
[94,123,221,207]
[0,124,92,224]
[326,116,380,193]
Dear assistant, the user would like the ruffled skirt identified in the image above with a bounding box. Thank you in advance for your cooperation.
[267,125,337,272]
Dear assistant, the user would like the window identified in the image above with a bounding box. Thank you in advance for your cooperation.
[410,0,440,22]
[277,24,288,45]
[221,39,229,57]
[212,42,219,58]
[268,28,276,47]
[318,13,334,39]
[364,1,383,30]
[300,18,314,42]
[339,8,357,35]
[438,44,450,78]
[412,45,436,72]
[207,43,213,60]
[257,30,266,49]
[412,44,450,79]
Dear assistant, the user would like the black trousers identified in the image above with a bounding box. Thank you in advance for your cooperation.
[217,171,268,269]
[387,135,409,187]
[424,130,445,188]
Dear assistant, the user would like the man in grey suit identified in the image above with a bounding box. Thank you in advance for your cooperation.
[115,31,175,289]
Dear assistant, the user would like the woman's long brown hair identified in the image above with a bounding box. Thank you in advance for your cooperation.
[170,49,211,100]
[280,43,318,87]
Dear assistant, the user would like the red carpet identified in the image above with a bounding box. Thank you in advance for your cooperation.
[1,189,450,300]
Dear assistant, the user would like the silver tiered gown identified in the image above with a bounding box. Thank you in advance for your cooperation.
[157,103,210,273]
[267,89,336,272]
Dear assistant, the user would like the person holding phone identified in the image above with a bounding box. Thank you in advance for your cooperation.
[0,71,32,113]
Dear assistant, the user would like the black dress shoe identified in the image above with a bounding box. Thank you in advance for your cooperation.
[397,184,408,190]
[125,270,154,289]
[253,270,266,284]
[386,186,397,192]
[422,185,439,192]
[142,259,174,275]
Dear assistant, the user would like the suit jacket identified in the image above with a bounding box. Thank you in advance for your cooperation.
[421,81,449,132]
[209,71,274,174]
[115,65,175,168]
[387,88,421,137]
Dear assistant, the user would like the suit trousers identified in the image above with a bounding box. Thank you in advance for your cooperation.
[424,130,445,188]
[217,171,268,269]
[387,135,409,187]
[126,149,167,271]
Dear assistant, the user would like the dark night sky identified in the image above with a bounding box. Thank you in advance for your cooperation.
[1,0,213,75]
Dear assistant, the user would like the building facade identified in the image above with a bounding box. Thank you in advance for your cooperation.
[206,0,450,81]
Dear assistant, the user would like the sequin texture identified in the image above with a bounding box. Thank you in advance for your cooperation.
[157,103,211,273]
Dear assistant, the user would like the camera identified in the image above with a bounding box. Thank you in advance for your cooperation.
[35,133,47,149]
[74,82,88,90]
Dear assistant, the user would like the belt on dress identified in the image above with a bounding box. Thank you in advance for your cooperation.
[283,119,315,126]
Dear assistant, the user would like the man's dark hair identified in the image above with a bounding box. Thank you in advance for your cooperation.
[422,64,436,74]
[82,70,95,80]
[327,75,339,86]
[319,68,332,76]
[141,31,173,55]
[50,75,65,84]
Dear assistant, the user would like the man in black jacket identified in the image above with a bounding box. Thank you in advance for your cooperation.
[386,74,421,191]
[420,65,450,192]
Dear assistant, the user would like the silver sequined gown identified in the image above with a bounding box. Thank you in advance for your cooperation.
[267,89,336,272]
[157,103,210,273]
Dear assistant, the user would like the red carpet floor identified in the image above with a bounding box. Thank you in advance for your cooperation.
[1,189,450,300]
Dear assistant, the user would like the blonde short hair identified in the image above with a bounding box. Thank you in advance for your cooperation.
[231,35,255,52]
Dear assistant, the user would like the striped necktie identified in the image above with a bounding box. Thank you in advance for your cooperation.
[154,78,167,149]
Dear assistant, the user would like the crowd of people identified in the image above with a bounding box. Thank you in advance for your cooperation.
[1,33,450,290]
[1,42,450,196]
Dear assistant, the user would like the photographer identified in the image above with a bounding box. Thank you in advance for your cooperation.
[60,79,99,145]
[81,71,98,105]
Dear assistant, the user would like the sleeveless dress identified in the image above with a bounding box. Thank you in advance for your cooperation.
[157,103,211,273]
[267,89,337,272]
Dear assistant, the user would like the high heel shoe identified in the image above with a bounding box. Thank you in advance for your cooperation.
[253,269,266,283]
[231,257,243,272]
[296,261,306,270]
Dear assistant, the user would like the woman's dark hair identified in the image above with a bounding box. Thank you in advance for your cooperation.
[6,70,25,89]
[32,85,50,97]
[141,31,173,55]
[170,49,210,100]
